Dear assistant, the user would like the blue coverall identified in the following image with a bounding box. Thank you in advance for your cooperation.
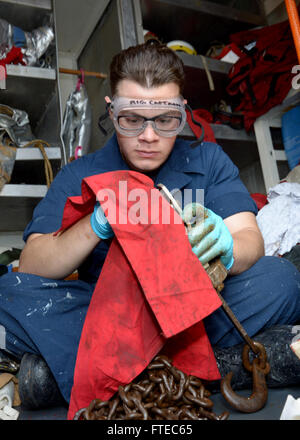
[0,134,299,402]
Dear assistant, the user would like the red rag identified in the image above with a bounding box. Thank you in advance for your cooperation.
[60,171,221,419]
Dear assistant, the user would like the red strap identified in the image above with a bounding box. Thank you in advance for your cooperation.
[186,109,216,143]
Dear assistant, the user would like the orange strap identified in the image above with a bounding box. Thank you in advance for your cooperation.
[285,0,300,63]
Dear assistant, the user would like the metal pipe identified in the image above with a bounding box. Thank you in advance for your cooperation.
[59,67,108,79]
[285,0,300,63]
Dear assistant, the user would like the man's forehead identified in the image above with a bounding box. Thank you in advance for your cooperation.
[115,79,181,99]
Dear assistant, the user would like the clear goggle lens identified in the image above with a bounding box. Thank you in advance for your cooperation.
[118,111,182,135]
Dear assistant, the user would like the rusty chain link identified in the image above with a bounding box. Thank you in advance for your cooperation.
[74,355,229,420]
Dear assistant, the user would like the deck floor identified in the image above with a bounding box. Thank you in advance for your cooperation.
[14,385,300,420]
[2,234,300,421]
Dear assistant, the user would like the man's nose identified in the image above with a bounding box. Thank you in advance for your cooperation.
[139,121,159,141]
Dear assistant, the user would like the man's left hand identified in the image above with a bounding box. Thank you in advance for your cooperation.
[182,203,234,271]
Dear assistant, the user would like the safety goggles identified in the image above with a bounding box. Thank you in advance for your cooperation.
[110,96,186,137]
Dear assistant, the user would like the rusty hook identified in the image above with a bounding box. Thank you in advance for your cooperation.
[220,341,270,413]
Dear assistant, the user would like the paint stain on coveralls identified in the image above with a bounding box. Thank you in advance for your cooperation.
[26,299,53,317]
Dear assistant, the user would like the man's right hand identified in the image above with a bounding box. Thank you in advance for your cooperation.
[90,202,114,240]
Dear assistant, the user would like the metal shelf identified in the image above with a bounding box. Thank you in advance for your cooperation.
[181,122,256,143]
[139,0,267,115]
[0,186,47,231]
[178,53,232,75]
[5,65,56,125]
[140,0,266,55]
[142,0,264,24]
[15,147,61,160]
[0,0,51,9]
[0,184,46,232]
[0,0,63,231]
[177,53,233,109]
[0,0,52,32]
[0,184,47,197]
[3,66,58,129]
[6,65,56,80]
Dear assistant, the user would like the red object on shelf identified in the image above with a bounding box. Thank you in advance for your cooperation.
[0,46,25,68]
[251,193,268,210]
[227,15,298,131]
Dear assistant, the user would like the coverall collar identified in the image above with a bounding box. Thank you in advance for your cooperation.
[154,138,206,192]
[109,133,205,192]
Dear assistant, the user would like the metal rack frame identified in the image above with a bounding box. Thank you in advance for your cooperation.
[0,0,63,231]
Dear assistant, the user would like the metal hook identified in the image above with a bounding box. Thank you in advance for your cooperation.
[220,341,270,413]
[157,182,271,413]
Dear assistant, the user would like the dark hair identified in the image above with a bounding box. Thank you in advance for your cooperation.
[109,42,185,96]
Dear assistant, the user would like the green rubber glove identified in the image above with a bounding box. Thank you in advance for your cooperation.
[182,202,234,271]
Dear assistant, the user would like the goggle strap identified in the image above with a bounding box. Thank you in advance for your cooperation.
[97,102,111,136]
[185,104,205,148]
